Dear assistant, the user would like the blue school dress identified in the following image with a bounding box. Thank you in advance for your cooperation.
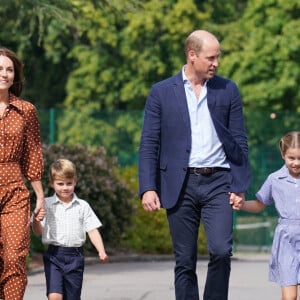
[256,165,300,286]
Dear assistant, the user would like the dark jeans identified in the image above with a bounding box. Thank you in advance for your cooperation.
[167,170,232,300]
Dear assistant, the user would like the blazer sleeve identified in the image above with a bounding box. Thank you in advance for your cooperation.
[138,85,161,197]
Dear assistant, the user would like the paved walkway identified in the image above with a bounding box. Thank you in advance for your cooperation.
[24,253,280,300]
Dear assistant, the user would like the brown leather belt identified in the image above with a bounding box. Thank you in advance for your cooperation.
[187,167,229,175]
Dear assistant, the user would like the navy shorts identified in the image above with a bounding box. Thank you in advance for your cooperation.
[43,245,85,300]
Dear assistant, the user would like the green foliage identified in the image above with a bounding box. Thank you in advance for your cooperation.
[201,0,248,24]
[219,0,300,112]
[30,143,135,254]
[55,107,142,166]
[0,0,75,108]
[65,0,209,110]
[3,0,300,114]
[0,0,138,110]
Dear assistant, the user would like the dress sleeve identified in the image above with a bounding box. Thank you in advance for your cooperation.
[255,175,273,205]
[20,104,44,181]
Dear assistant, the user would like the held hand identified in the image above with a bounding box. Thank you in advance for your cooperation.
[229,192,245,211]
[142,191,161,212]
[33,197,46,221]
[34,207,46,221]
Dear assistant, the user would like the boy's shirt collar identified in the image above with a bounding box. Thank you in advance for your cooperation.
[53,193,79,205]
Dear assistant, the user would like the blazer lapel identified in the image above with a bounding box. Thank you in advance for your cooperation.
[207,80,217,112]
[172,72,190,128]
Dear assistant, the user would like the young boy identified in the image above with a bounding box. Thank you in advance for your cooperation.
[32,158,108,300]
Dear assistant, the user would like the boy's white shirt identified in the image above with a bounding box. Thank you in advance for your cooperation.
[33,193,102,247]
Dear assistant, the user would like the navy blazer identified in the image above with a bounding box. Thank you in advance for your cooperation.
[138,72,251,209]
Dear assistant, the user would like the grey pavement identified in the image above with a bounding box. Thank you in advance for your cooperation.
[24,253,280,300]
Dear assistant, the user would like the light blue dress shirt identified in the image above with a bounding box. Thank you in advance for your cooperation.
[182,67,229,168]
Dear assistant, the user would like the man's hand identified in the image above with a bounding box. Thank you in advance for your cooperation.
[142,191,161,212]
[99,252,109,263]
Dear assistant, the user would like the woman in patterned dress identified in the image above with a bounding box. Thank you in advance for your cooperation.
[0,48,45,300]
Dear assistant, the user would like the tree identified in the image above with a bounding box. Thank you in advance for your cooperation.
[0,0,75,108]
[64,0,209,110]
[1,0,251,111]
[218,0,300,112]
[200,0,248,24]
[0,0,138,109]
[55,0,210,149]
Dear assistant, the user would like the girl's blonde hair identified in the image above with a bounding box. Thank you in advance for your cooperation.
[49,159,77,182]
[279,131,300,155]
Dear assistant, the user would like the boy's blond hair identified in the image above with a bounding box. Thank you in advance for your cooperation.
[49,159,77,182]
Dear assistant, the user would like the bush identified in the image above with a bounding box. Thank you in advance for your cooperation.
[30,144,135,254]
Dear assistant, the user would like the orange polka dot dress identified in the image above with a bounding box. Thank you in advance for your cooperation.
[0,93,44,300]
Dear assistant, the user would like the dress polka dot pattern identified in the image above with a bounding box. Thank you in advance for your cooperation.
[0,94,44,300]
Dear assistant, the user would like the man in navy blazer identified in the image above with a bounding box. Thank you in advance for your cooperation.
[139,30,251,300]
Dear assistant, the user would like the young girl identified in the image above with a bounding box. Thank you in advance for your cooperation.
[240,131,300,300]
